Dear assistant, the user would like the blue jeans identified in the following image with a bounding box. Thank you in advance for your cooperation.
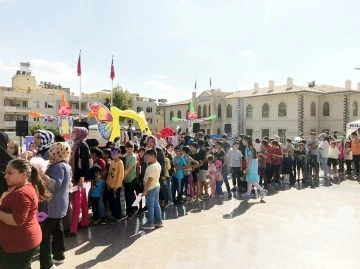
[216,180,224,195]
[99,194,106,218]
[166,177,173,202]
[145,186,162,225]
[322,157,329,176]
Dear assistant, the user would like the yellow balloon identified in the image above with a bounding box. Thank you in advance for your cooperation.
[109,106,152,141]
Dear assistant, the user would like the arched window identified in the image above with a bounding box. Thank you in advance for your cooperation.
[177,110,181,119]
[353,101,358,117]
[198,105,201,118]
[278,102,286,117]
[311,102,316,116]
[246,105,253,118]
[217,104,222,118]
[226,104,232,118]
[170,111,174,120]
[203,104,207,117]
[208,105,211,116]
[323,102,330,116]
[262,103,269,117]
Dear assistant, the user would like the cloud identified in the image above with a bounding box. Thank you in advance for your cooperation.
[143,80,190,103]
[237,50,254,57]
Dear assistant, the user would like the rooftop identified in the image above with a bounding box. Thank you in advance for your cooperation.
[160,99,191,107]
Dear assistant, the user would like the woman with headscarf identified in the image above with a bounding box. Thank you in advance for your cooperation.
[38,142,72,268]
[34,130,55,160]
[0,132,14,197]
[69,127,91,235]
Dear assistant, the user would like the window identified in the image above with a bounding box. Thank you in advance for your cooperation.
[33,117,39,122]
[226,104,232,118]
[309,102,316,116]
[137,107,143,112]
[262,129,269,138]
[146,107,153,113]
[278,102,286,117]
[262,103,269,117]
[217,104,222,118]
[45,118,48,122]
[170,111,174,120]
[353,101,358,116]
[203,105,207,117]
[34,101,40,108]
[207,129,210,134]
[177,110,181,119]
[246,105,253,118]
[208,105,211,116]
[45,102,54,109]
[217,128,221,134]
[246,129,253,137]
[278,129,286,137]
[81,104,86,110]
[147,118,153,124]
[198,105,202,117]
[323,102,330,116]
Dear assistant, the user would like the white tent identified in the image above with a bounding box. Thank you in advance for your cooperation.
[346,120,360,138]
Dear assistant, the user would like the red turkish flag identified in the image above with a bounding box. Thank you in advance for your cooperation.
[110,58,115,80]
[77,51,81,77]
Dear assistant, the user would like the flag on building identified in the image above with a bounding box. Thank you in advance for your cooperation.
[110,57,115,80]
[209,77,212,87]
[194,79,197,89]
[77,51,81,77]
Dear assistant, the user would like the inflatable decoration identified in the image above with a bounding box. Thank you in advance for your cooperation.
[88,102,151,141]
[171,102,216,134]
[30,94,96,140]
[159,127,175,139]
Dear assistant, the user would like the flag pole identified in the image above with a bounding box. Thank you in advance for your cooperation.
[110,55,114,106]
[78,50,82,122]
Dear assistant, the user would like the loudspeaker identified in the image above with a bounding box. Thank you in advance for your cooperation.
[78,121,89,130]
[15,120,28,137]
[193,123,200,133]
[224,124,232,134]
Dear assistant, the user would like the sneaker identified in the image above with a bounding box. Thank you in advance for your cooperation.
[242,193,252,198]
[153,220,164,227]
[260,189,268,200]
[218,194,224,197]
[142,223,155,230]
[228,194,232,199]
[201,194,210,200]
[231,187,237,191]
[50,265,57,269]
[168,201,174,206]
[52,259,65,264]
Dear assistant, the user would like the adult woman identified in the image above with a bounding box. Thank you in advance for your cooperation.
[34,130,55,160]
[69,127,91,235]
[0,132,13,197]
[38,142,72,268]
[0,159,51,269]
[351,131,360,177]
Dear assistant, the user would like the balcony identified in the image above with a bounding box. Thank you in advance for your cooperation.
[3,121,16,128]
[4,91,31,99]
[4,106,31,113]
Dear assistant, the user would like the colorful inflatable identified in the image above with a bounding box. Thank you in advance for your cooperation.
[171,102,216,134]
[88,102,151,141]
[30,94,96,140]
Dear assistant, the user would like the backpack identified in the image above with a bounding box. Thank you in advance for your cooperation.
[77,142,93,169]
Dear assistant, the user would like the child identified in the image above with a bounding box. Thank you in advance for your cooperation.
[142,149,163,230]
[123,141,138,217]
[241,136,267,199]
[163,148,172,206]
[182,146,198,202]
[344,141,353,175]
[107,147,126,221]
[207,155,217,198]
[258,140,268,185]
[215,159,224,197]
[7,140,19,157]
[328,140,340,178]
[271,140,283,185]
[282,150,293,184]
[136,148,147,217]
[337,140,345,175]
[89,165,105,224]
[172,146,187,203]
[227,141,243,191]
[295,142,307,181]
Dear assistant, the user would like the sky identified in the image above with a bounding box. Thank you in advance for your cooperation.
[1,0,360,103]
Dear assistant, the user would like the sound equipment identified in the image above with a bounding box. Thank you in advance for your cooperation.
[224,124,232,134]
[15,120,28,136]
[193,123,200,133]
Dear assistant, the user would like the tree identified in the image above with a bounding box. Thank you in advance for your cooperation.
[112,86,134,110]
[29,123,59,136]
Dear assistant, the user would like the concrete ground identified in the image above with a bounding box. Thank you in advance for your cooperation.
[32,177,360,269]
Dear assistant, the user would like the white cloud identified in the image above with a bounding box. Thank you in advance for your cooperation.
[237,50,254,57]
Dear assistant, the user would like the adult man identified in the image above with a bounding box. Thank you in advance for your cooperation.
[221,135,231,153]
[306,132,320,178]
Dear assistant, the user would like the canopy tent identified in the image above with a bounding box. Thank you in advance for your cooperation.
[346,120,360,138]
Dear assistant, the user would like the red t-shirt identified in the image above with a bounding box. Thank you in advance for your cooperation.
[0,183,42,253]
[95,158,107,171]
[266,145,273,164]
[271,148,283,165]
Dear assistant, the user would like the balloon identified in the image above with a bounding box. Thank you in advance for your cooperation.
[159,127,175,139]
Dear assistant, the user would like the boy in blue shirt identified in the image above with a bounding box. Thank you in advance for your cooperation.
[172,145,187,203]
[89,165,105,224]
